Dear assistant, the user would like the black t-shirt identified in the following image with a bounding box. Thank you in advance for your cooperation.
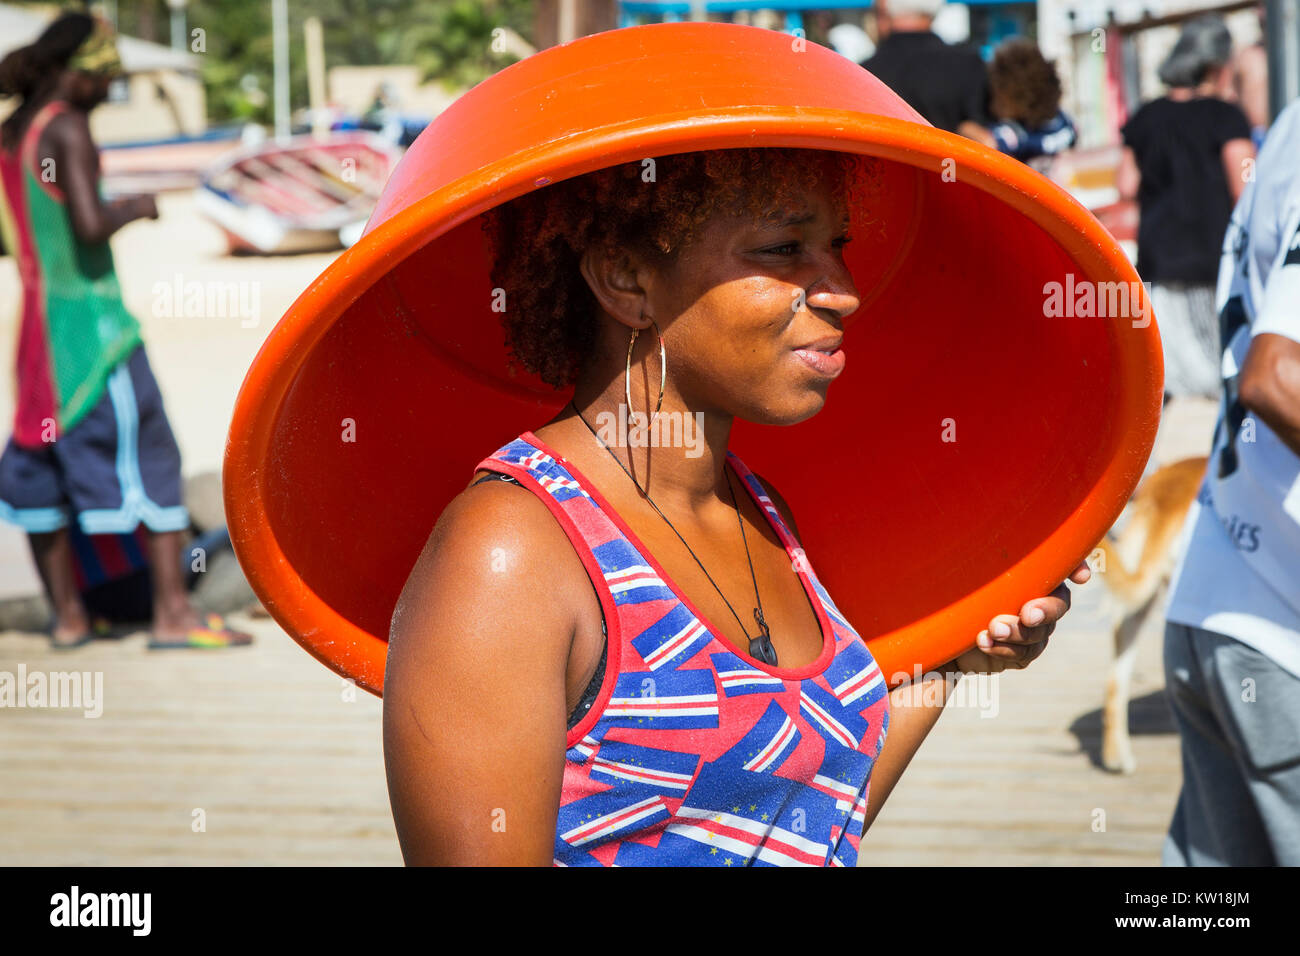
[862,31,992,133]
[1121,97,1252,283]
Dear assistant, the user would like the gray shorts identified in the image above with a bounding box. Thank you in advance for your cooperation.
[1162,620,1300,866]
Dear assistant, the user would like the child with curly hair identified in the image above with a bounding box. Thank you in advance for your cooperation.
[961,38,1076,172]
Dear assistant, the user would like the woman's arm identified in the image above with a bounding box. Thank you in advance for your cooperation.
[862,670,955,831]
[1221,137,1255,203]
[1116,146,1141,202]
[383,480,585,865]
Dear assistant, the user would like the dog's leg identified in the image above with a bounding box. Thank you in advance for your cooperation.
[1102,590,1157,774]
[1097,456,1205,775]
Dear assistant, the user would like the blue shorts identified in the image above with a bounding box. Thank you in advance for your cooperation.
[0,344,190,535]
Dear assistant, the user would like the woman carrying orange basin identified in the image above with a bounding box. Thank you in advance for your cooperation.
[383,145,1088,867]
[224,22,1161,868]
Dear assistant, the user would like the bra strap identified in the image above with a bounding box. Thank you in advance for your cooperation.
[472,472,520,486]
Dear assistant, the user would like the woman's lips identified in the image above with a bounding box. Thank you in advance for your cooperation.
[793,346,846,379]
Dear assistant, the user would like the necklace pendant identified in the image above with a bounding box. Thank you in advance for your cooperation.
[751,607,778,666]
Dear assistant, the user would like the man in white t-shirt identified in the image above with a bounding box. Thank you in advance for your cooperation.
[1162,98,1300,866]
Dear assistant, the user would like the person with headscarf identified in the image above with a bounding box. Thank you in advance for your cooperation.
[1117,14,1256,401]
[0,11,252,649]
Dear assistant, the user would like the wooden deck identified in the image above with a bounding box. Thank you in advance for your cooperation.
[0,617,401,865]
[0,575,1180,866]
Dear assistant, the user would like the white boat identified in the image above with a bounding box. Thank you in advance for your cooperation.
[197,131,402,254]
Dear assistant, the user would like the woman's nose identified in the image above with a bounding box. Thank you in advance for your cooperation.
[806,257,860,319]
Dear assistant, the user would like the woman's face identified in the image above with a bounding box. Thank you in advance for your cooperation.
[646,174,860,427]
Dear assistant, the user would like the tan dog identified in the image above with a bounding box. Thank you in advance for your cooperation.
[1093,456,1208,773]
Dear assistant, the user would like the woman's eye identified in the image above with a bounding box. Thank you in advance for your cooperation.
[762,242,800,256]
[759,237,851,256]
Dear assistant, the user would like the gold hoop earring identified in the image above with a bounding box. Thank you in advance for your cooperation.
[626,316,666,435]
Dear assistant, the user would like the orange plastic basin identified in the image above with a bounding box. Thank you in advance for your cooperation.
[223,22,1162,696]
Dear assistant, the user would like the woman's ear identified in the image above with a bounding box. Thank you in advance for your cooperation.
[579,244,654,333]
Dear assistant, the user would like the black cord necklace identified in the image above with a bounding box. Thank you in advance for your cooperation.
[568,400,778,666]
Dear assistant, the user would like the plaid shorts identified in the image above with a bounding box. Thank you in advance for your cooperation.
[0,344,190,535]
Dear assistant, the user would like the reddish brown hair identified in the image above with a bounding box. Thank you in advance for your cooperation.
[481,147,879,387]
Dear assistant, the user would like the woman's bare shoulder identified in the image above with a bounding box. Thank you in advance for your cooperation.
[390,471,587,655]
[384,473,579,864]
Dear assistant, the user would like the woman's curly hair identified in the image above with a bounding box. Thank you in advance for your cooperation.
[481,148,879,387]
[989,38,1063,129]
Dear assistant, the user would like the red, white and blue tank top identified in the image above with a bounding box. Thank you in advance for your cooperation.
[475,431,890,867]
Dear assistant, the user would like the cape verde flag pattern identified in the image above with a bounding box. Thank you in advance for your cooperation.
[718,699,802,772]
[475,433,890,867]
[604,668,720,730]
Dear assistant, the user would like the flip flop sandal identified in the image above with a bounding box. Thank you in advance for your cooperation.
[147,613,254,650]
[50,631,95,650]
[50,614,116,649]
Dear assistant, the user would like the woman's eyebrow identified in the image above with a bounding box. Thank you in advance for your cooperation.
[756,210,850,230]
[763,210,815,227]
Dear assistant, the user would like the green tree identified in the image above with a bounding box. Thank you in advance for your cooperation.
[109,0,535,125]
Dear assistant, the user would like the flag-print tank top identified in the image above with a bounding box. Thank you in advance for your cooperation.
[474,431,891,867]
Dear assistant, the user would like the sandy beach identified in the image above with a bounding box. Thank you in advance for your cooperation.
[0,190,1219,864]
